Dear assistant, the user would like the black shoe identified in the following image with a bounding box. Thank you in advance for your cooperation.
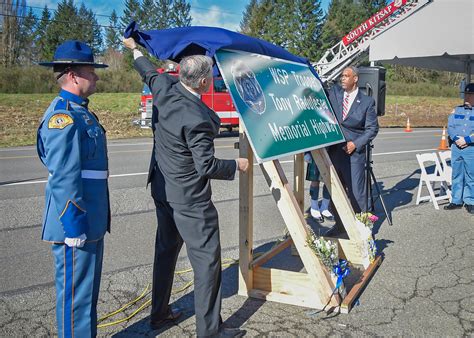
[216,327,246,337]
[150,307,182,330]
[466,204,474,214]
[443,203,463,210]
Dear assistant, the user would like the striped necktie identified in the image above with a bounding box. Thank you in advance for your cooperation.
[342,92,349,120]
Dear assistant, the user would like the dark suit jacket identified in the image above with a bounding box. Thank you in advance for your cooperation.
[328,84,379,164]
[134,56,237,204]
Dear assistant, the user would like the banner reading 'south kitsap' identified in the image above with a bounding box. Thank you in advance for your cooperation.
[214,49,345,163]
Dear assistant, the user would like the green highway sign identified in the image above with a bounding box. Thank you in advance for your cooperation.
[215,49,345,162]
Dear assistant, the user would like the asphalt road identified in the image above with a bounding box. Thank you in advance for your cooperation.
[1,128,473,336]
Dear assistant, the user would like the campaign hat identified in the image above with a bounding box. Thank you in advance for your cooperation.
[464,83,474,93]
[39,40,108,68]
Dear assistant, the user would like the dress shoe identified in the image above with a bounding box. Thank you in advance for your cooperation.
[150,307,182,330]
[216,327,246,337]
[443,203,463,210]
[465,204,474,214]
[310,208,324,222]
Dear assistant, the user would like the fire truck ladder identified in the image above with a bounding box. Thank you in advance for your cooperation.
[314,0,432,83]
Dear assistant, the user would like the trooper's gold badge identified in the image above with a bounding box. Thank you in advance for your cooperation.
[48,114,74,129]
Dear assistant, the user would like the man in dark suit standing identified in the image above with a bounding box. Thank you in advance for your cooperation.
[123,37,248,337]
[328,66,379,218]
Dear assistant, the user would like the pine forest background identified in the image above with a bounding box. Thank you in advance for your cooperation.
[0,0,463,96]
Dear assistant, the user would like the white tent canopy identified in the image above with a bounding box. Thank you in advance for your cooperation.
[369,0,474,81]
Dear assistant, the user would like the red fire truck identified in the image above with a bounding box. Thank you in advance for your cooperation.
[133,63,239,131]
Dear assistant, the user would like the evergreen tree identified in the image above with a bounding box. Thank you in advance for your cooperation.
[238,0,324,61]
[105,10,121,51]
[319,0,366,53]
[244,0,274,38]
[43,0,79,60]
[121,0,142,30]
[43,0,103,60]
[260,0,291,48]
[239,0,258,34]
[154,0,173,29]
[140,0,158,30]
[171,0,192,27]
[18,7,37,64]
[359,0,387,16]
[78,3,103,53]
[36,6,51,60]
[288,0,325,60]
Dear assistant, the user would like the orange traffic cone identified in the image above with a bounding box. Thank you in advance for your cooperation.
[437,126,449,150]
[404,118,413,132]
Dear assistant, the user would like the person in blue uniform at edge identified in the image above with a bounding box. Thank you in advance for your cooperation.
[444,83,474,214]
[37,40,110,337]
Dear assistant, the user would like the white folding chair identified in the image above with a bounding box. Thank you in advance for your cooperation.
[415,152,451,209]
[438,150,452,185]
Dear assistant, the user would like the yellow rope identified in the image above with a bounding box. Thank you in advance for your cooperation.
[97,259,239,328]
[97,236,283,329]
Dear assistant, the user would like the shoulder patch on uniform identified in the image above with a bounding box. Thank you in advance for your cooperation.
[48,113,74,129]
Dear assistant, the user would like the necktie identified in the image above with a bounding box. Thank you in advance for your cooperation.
[342,93,349,120]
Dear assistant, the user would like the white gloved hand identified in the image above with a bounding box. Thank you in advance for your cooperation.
[304,153,312,163]
[64,233,87,248]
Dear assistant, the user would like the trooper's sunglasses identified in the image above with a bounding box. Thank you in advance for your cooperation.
[56,67,72,80]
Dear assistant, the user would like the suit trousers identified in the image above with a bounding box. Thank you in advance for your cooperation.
[52,240,104,338]
[331,149,368,213]
[152,198,222,337]
[329,147,368,234]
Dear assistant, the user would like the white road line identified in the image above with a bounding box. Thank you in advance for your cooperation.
[0,147,438,187]
[378,129,439,135]
[372,148,437,156]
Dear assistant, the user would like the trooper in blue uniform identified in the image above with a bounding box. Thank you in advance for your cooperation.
[37,40,110,337]
[444,83,474,214]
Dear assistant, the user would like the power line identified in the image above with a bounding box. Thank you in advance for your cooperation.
[0,12,120,30]
[0,1,115,18]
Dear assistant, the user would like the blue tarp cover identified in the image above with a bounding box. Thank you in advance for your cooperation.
[124,21,312,68]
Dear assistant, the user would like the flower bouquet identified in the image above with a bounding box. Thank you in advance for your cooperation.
[355,212,379,230]
[306,228,338,270]
[355,212,378,266]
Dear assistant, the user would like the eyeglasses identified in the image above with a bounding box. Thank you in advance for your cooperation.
[56,67,72,80]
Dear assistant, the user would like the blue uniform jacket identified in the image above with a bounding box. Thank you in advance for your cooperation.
[37,90,110,242]
[448,104,474,146]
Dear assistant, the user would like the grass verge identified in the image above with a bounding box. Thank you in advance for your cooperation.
[0,93,460,148]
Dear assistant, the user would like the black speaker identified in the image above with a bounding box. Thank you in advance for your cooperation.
[358,66,386,116]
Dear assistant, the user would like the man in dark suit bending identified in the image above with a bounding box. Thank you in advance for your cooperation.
[123,37,248,337]
[328,66,379,220]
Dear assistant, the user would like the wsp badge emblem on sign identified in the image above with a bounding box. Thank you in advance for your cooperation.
[231,60,266,115]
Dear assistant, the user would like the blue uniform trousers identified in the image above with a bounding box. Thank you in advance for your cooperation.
[451,145,474,205]
[52,239,104,338]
